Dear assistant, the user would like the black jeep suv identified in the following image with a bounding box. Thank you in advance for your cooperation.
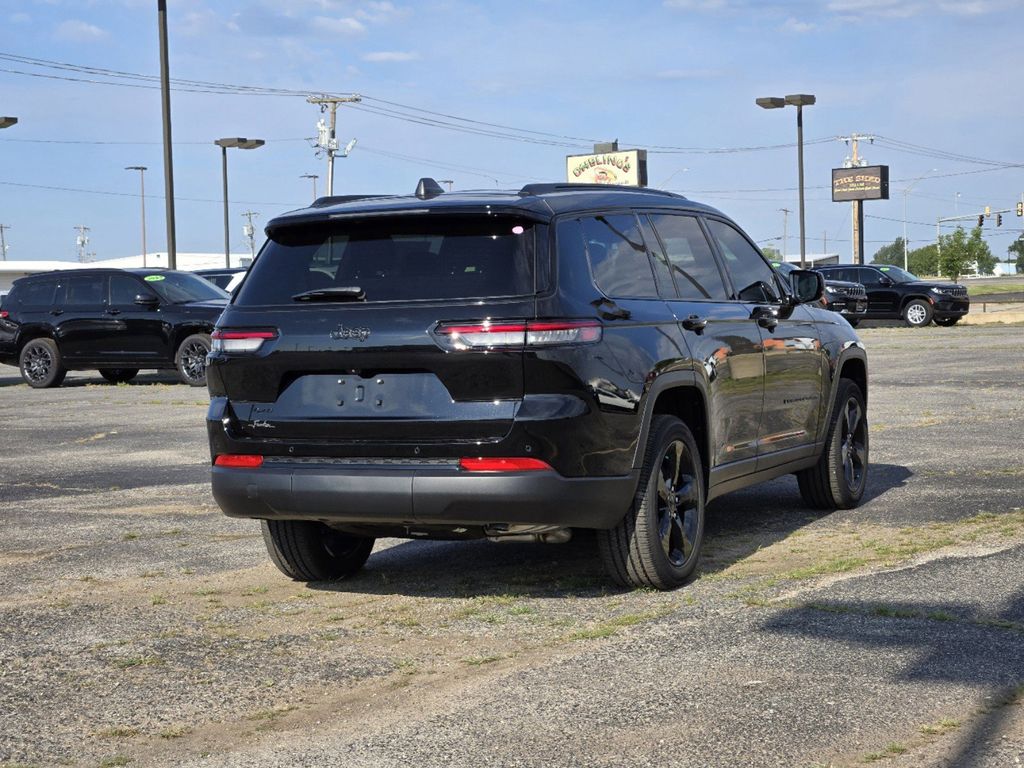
[815,264,970,327]
[770,260,867,326]
[0,268,227,387]
[208,181,869,590]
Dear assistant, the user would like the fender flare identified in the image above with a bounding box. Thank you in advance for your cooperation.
[820,341,869,441]
[629,369,708,471]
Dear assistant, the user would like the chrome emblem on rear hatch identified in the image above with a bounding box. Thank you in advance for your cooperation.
[330,324,371,342]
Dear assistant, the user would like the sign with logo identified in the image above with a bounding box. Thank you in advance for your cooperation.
[566,149,648,187]
[831,165,890,201]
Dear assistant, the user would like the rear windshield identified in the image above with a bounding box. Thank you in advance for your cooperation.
[235,215,536,305]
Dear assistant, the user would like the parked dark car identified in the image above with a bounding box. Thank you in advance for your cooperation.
[0,268,228,387]
[815,264,970,327]
[196,268,247,294]
[771,260,867,326]
[207,180,869,590]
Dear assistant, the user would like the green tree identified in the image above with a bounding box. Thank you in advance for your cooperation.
[762,245,782,262]
[870,237,907,266]
[907,243,938,276]
[967,227,996,275]
[938,227,971,281]
[1008,237,1024,273]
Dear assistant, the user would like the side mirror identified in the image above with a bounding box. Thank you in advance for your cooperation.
[134,294,160,307]
[877,275,893,286]
[790,270,824,304]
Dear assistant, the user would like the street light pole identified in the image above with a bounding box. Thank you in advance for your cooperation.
[300,173,319,201]
[125,166,147,267]
[756,94,816,268]
[214,138,264,268]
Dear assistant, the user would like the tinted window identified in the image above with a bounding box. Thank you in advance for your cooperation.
[580,214,658,298]
[17,279,58,308]
[110,274,147,305]
[637,215,675,296]
[648,214,728,300]
[858,268,884,286]
[705,219,780,303]
[236,216,535,305]
[141,273,227,304]
[64,276,105,307]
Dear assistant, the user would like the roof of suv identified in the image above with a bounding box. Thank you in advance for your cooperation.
[265,182,727,234]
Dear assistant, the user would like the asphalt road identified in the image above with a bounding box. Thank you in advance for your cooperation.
[1,324,1022,768]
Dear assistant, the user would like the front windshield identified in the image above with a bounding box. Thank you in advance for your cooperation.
[876,265,918,283]
[140,272,228,303]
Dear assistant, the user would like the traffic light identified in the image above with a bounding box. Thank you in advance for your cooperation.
[997,214,1003,227]
[1017,201,1023,217]
[977,215,984,227]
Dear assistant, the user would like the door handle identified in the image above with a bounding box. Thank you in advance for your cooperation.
[49,309,63,316]
[752,306,779,330]
[681,314,707,332]
[105,308,121,316]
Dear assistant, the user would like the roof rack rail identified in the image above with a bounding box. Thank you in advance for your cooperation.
[518,183,685,199]
[310,194,387,208]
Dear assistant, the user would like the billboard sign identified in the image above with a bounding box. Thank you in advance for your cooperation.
[832,165,890,201]
[566,149,648,187]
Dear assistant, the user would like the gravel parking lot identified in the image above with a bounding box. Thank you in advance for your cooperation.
[1,324,1022,768]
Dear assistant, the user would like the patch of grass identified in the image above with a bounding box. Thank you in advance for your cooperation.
[884,743,907,755]
[241,585,269,596]
[122,532,140,541]
[784,556,871,580]
[95,727,140,739]
[150,594,167,606]
[245,705,295,722]
[569,626,617,641]
[872,606,918,619]
[463,655,503,666]
[158,725,192,739]
[140,570,164,579]
[98,757,131,768]
[507,604,535,616]
[861,752,886,763]
[192,587,221,597]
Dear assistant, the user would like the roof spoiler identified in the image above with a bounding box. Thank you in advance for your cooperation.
[310,194,387,208]
[518,183,685,199]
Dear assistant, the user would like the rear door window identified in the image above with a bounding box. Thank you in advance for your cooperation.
[579,214,658,298]
[64,275,106,308]
[235,215,536,305]
[17,279,59,308]
[648,213,729,300]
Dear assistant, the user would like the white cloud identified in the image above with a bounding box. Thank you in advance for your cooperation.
[54,19,108,42]
[361,50,420,62]
[827,0,924,17]
[312,15,367,34]
[356,1,408,23]
[781,16,815,32]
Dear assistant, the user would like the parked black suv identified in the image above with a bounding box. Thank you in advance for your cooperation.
[770,261,867,326]
[208,181,869,590]
[815,264,969,327]
[0,268,228,387]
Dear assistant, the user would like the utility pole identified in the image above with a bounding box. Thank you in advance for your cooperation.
[823,230,827,259]
[300,173,319,202]
[838,133,874,264]
[0,224,9,261]
[74,225,90,263]
[241,210,259,260]
[125,166,147,267]
[307,94,361,196]
[779,208,791,260]
[157,0,177,269]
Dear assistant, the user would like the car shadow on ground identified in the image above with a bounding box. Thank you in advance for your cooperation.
[309,463,913,600]
[0,370,184,388]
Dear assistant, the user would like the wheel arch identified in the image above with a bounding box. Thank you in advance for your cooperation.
[898,294,932,313]
[171,322,214,353]
[633,372,710,491]
[16,325,58,355]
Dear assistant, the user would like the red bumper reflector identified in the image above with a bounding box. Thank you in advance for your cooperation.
[459,457,552,472]
[214,454,264,468]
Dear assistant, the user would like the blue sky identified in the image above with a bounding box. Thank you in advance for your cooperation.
[1,0,1022,263]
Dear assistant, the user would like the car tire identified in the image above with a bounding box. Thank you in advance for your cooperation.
[598,415,705,590]
[797,378,868,510]
[174,333,211,386]
[19,338,67,389]
[261,520,374,581]
[934,317,960,327]
[903,299,933,328]
[99,368,139,384]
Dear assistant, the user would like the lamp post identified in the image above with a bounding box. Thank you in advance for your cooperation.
[300,173,319,202]
[756,94,816,268]
[902,169,938,272]
[214,138,264,268]
[1,118,17,261]
[125,166,148,267]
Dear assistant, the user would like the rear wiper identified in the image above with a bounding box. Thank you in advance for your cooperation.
[291,286,366,302]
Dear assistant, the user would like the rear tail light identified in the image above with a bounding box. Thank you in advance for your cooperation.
[211,328,277,353]
[435,319,601,351]
[459,457,552,472]
[0,310,8,320]
[214,454,264,468]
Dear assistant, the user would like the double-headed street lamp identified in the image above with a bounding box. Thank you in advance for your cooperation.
[125,166,148,267]
[756,94,816,268]
[215,138,264,268]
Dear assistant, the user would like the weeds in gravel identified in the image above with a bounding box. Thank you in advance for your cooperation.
[95,727,140,739]
[150,594,167,606]
[158,725,192,739]
[919,717,961,735]
[245,705,295,722]
[122,533,140,541]
[463,654,503,665]
[97,757,131,768]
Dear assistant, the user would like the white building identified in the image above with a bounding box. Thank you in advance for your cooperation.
[0,252,252,293]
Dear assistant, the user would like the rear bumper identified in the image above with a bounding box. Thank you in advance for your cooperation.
[211,460,638,530]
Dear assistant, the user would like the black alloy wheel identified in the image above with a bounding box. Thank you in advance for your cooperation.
[175,334,211,386]
[599,415,705,590]
[19,338,67,389]
[797,378,869,509]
